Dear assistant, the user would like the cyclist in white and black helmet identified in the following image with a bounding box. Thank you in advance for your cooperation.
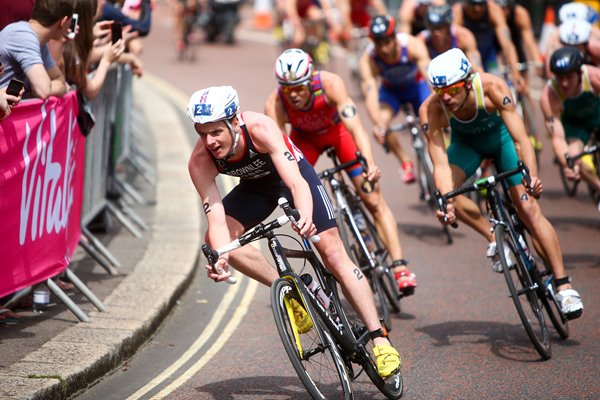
[189,85,402,379]
[419,48,584,320]
[557,19,600,66]
[540,46,600,206]
[544,2,600,73]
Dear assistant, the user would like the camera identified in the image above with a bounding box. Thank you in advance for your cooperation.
[6,78,24,105]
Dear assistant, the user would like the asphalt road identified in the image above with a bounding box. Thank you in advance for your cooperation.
[76,3,600,399]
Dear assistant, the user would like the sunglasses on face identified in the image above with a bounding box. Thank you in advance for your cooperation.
[434,80,466,96]
[281,83,309,94]
[374,37,395,47]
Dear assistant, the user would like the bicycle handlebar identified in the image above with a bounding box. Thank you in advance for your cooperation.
[434,161,532,228]
[565,144,599,169]
[318,148,373,193]
[201,198,320,284]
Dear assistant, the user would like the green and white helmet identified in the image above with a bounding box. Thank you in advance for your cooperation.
[427,48,472,88]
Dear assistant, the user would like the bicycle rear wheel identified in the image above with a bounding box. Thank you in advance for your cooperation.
[358,203,401,313]
[271,278,353,399]
[496,225,551,360]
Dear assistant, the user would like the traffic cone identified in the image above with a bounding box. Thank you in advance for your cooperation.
[253,0,273,30]
[539,5,556,55]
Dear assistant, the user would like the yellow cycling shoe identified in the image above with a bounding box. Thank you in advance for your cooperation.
[290,298,313,334]
[373,344,402,378]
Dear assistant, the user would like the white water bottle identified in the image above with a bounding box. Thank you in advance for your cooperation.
[33,287,50,314]
[355,213,374,251]
[518,235,530,258]
[300,274,330,309]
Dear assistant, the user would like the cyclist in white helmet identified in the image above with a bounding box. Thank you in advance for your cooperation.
[540,46,600,209]
[558,19,600,66]
[265,47,418,297]
[544,4,600,73]
[419,48,584,319]
[189,85,402,379]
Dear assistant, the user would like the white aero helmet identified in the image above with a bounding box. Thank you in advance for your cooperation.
[187,86,239,124]
[274,48,313,86]
[558,2,595,24]
[427,48,472,88]
[558,19,592,45]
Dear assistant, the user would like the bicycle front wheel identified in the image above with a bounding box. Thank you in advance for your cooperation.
[271,278,353,400]
[496,225,551,360]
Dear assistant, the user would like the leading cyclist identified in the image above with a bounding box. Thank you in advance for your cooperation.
[188,85,401,378]
[419,49,584,319]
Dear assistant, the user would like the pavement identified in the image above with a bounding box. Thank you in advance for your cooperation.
[0,75,201,400]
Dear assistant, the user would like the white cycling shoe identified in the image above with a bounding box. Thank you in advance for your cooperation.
[486,241,514,273]
[556,288,584,320]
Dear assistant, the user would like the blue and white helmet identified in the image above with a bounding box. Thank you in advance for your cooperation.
[427,48,472,88]
[558,2,598,24]
[187,86,239,124]
[558,19,592,45]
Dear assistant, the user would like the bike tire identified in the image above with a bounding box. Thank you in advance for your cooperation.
[557,158,579,197]
[336,211,360,265]
[519,94,542,171]
[329,281,403,399]
[416,147,453,244]
[271,278,353,400]
[533,264,570,339]
[518,230,569,339]
[358,203,401,314]
[341,205,393,330]
[497,224,551,360]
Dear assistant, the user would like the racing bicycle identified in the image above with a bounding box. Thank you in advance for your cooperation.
[387,104,453,244]
[202,198,403,399]
[435,161,569,360]
[318,147,401,329]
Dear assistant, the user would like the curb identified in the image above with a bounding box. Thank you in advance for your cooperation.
[0,76,200,400]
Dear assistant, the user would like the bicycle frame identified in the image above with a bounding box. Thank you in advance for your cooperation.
[435,161,557,359]
[202,200,372,359]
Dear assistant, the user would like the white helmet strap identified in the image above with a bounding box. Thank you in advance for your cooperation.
[223,118,240,161]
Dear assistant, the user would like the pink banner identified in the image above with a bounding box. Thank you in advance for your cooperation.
[0,92,85,299]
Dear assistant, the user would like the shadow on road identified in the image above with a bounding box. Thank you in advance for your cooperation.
[416,320,580,363]
[195,376,324,399]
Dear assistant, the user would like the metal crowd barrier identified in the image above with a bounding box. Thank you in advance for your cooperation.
[79,64,154,278]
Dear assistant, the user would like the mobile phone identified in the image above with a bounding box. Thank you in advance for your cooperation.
[6,78,24,105]
[111,22,123,44]
[67,13,78,39]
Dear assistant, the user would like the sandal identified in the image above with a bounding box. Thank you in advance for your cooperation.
[373,344,402,378]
